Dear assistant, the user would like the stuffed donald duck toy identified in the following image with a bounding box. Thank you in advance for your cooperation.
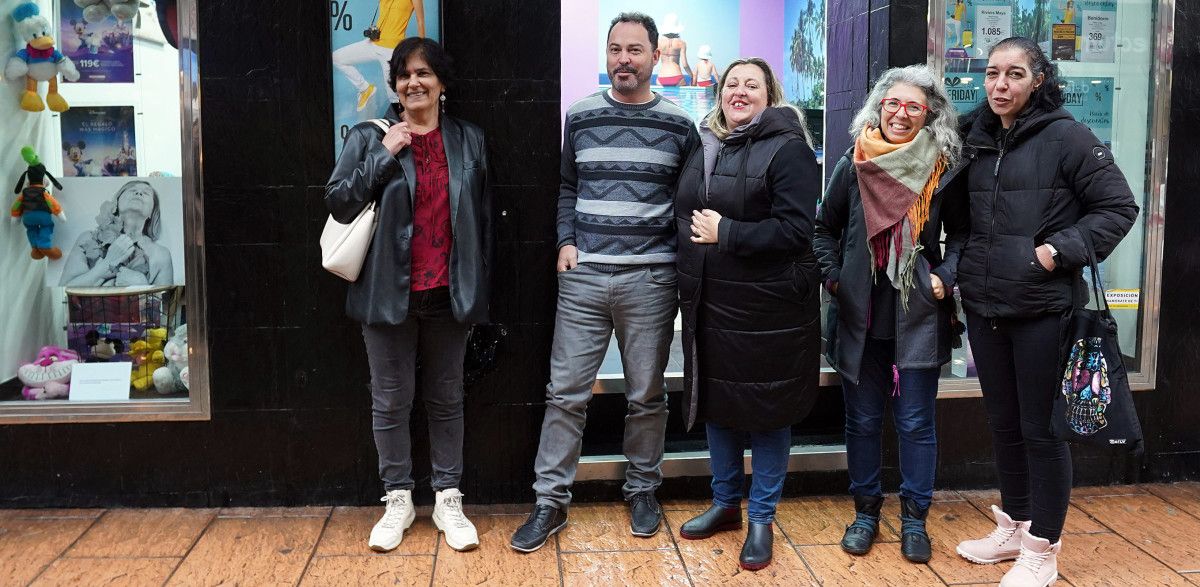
[5,2,80,112]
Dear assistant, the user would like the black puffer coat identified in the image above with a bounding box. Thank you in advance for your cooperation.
[676,107,822,432]
[325,114,494,325]
[813,148,969,384]
[958,107,1138,318]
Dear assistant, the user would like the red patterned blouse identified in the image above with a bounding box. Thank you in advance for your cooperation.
[409,128,452,291]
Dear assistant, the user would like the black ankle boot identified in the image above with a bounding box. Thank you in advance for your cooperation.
[840,494,883,555]
[739,522,773,571]
[679,505,742,540]
[899,496,931,563]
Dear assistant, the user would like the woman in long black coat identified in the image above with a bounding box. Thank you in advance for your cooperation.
[673,57,822,572]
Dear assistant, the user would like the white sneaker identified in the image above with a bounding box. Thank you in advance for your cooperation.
[368,489,415,552]
[956,505,1031,564]
[432,488,479,551]
[1000,530,1061,587]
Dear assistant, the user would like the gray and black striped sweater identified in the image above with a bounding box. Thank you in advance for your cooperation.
[557,91,699,267]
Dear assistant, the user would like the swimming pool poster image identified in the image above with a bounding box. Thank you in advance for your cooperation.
[594,0,741,124]
[59,2,134,83]
[329,0,442,155]
[60,106,137,178]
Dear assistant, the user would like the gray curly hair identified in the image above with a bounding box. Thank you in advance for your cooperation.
[850,65,962,166]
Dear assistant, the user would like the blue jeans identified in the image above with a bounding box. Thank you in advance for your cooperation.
[842,338,938,510]
[706,423,792,524]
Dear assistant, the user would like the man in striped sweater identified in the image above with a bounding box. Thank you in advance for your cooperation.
[511,12,699,553]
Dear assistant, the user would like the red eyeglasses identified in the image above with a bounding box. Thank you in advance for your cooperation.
[880,98,930,116]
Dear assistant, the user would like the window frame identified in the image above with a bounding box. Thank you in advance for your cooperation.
[0,0,209,424]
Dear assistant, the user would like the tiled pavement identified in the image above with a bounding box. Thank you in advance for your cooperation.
[3,483,1199,585]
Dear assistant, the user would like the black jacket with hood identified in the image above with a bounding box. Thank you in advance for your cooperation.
[957,106,1138,318]
[675,107,822,432]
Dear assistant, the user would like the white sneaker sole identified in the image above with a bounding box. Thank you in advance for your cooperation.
[955,545,1018,565]
[433,512,480,552]
[368,510,416,552]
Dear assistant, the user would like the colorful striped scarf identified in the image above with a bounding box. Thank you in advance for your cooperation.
[853,125,946,310]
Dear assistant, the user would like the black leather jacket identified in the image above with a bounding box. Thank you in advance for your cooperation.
[325,114,494,325]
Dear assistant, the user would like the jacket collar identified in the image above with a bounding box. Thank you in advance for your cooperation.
[722,106,804,146]
[965,105,1072,150]
[383,108,464,229]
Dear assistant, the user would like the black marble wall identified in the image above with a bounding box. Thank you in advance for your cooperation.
[0,0,1197,507]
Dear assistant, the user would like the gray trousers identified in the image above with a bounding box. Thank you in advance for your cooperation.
[362,287,471,492]
[532,264,678,509]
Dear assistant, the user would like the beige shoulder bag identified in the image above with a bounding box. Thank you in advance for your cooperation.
[320,119,391,282]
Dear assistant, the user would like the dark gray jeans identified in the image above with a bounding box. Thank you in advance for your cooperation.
[362,287,471,492]
[532,264,678,510]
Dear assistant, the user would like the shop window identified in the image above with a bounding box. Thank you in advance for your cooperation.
[928,0,1171,392]
[0,0,207,422]
[560,0,829,387]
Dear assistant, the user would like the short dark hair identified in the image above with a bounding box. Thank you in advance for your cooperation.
[988,36,1065,112]
[607,12,658,52]
[388,37,455,92]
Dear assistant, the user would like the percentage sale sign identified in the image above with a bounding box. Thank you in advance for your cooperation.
[330,0,352,31]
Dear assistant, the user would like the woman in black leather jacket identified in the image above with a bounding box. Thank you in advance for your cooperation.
[325,37,493,554]
[952,37,1137,586]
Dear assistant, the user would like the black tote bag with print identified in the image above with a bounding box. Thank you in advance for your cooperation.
[1053,231,1143,454]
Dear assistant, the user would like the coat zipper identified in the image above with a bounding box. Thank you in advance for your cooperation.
[983,130,1009,316]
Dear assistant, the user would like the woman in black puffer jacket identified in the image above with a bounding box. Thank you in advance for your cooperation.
[952,38,1138,586]
[673,58,822,572]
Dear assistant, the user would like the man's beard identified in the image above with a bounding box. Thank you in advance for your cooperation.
[610,66,644,93]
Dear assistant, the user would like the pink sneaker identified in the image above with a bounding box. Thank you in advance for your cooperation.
[955,505,1031,564]
[1000,531,1060,586]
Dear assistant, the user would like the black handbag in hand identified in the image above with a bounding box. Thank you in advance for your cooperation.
[1052,231,1143,454]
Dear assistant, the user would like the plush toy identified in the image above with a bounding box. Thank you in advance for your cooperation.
[129,327,167,391]
[11,147,67,260]
[74,0,142,24]
[84,329,124,361]
[152,324,188,394]
[4,2,80,112]
[17,346,80,400]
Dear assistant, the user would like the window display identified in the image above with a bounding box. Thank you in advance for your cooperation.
[928,0,1170,390]
[0,0,205,421]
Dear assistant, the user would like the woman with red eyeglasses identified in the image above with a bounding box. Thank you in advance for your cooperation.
[813,64,969,564]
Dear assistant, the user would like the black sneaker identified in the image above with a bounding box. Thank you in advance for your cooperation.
[510,504,567,553]
[628,491,662,537]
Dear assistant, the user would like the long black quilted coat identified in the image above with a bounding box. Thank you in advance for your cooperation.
[675,107,822,432]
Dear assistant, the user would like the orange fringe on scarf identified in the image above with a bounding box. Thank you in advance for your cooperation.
[907,156,947,244]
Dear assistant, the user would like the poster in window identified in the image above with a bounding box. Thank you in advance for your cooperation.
[561,0,824,155]
[60,106,137,177]
[329,0,441,156]
[1059,76,1114,146]
[58,3,134,83]
[945,0,1054,71]
[45,177,186,288]
[1047,0,1117,62]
